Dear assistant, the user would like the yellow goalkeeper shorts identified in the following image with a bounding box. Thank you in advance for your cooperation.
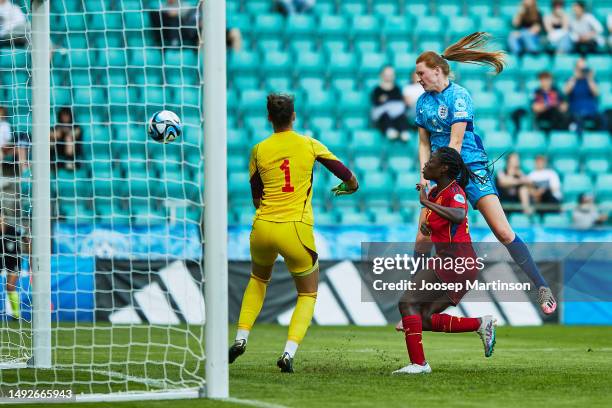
[250,220,318,276]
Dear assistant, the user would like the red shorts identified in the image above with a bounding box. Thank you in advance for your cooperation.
[432,248,479,305]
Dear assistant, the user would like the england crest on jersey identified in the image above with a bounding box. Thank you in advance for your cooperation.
[438,104,448,119]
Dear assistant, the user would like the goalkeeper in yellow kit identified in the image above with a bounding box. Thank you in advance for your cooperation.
[229,93,359,373]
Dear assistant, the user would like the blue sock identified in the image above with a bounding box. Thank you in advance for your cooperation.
[504,234,548,288]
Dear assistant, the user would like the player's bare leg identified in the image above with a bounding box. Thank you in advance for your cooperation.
[229,262,273,364]
[477,194,557,314]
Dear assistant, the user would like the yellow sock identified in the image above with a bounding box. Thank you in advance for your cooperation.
[287,292,317,344]
[237,274,269,332]
[8,291,20,318]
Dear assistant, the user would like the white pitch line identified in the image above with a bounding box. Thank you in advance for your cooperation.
[225,397,290,408]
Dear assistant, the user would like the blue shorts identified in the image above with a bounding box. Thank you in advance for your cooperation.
[426,162,498,210]
[464,161,498,209]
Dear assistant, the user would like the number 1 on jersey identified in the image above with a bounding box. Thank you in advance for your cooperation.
[280,159,294,192]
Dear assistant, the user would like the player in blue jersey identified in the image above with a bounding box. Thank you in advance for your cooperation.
[413,32,556,314]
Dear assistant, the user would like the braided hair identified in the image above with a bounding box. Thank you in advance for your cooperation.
[267,93,294,129]
[436,146,489,190]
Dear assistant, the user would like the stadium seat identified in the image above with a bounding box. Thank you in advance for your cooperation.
[285,14,316,39]
[472,91,500,116]
[358,52,388,77]
[382,15,411,42]
[595,174,612,201]
[310,116,336,133]
[306,89,336,115]
[326,51,357,78]
[319,15,349,40]
[373,210,404,225]
[406,2,429,17]
[584,158,609,176]
[552,54,579,79]
[552,158,579,174]
[483,131,512,157]
[355,39,381,55]
[252,14,284,40]
[470,4,493,19]
[244,0,271,15]
[542,213,569,228]
[353,155,382,173]
[492,79,518,95]
[586,55,611,77]
[336,90,370,116]
[340,2,366,17]
[298,78,325,93]
[548,131,579,157]
[373,1,399,18]
[228,50,259,75]
[437,3,462,19]
[388,156,415,174]
[351,15,380,41]
[509,213,532,228]
[316,212,338,225]
[260,50,292,76]
[521,55,550,77]
[294,51,325,76]
[448,16,476,37]
[580,131,611,157]
[361,172,393,196]
[331,78,357,94]
[240,89,268,115]
[562,173,593,202]
[351,130,379,153]
[264,76,292,93]
[339,212,372,225]
[392,53,419,78]
[289,39,316,55]
[463,79,487,94]
[478,17,510,42]
[414,15,445,41]
[318,130,348,156]
[515,131,546,156]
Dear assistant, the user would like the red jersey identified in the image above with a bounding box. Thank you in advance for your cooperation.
[424,180,471,243]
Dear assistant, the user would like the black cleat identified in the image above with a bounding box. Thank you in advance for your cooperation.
[276,352,294,373]
[229,339,246,364]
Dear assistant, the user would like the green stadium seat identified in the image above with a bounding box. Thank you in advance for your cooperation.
[253,14,283,39]
[228,172,251,199]
[66,13,87,31]
[472,91,500,116]
[552,54,579,79]
[227,14,251,34]
[552,157,579,174]
[548,131,579,157]
[393,53,419,77]
[373,1,399,17]
[382,15,411,42]
[580,131,611,157]
[584,158,609,176]
[264,76,292,93]
[542,213,569,229]
[479,16,510,39]
[285,14,316,38]
[66,50,90,68]
[326,51,357,78]
[448,16,477,37]
[521,55,551,76]
[562,173,593,202]
[244,0,271,15]
[97,49,127,67]
[351,15,380,41]
[68,68,92,86]
[228,128,250,152]
[260,50,291,76]
[354,155,382,173]
[52,88,72,106]
[358,52,387,77]
[331,78,357,94]
[340,2,367,17]
[463,79,487,93]
[336,90,369,116]
[306,89,336,115]
[483,130,512,156]
[73,88,106,106]
[509,213,532,228]
[387,40,411,56]
[342,116,369,130]
[108,86,128,105]
[352,130,379,153]
[339,212,372,225]
[316,212,337,225]
[318,130,348,155]
[388,156,415,174]
[229,50,259,75]
[413,16,444,40]
[373,210,404,225]
[475,118,500,135]
[232,75,259,90]
[516,131,546,156]
[294,51,325,75]
[595,174,612,201]
[395,172,420,196]
[143,86,165,105]
[298,78,325,92]
[319,15,349,40]
[289,39,316,55]
[469,4,493,18]
[355,40,380,55]
[586,55,611,76]
[437,3,462,19]
[310,116,336,133]
[361,172,393,196]
[492,79,518,94]
[406,2,429,17]
[322,40,348,55]
[240,89,267,115]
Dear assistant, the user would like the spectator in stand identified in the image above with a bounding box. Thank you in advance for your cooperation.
[274,0,315,16]
[402,70,425,133]
[532,71,570,131]
[544,0,573,54]
[569,1,604,55]
[50,107,81,172]
[0,0,28,48]
[508,0,544,55]
[370,66,410,142]
[564,57,603,131]
[495,152,534,215]
[527,155,562,215]
[572,193,608,229]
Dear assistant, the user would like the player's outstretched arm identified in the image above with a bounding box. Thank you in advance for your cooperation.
[331,174,359,196]
[417,184,465,224]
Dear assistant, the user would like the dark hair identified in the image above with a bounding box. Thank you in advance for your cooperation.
[552,0,564,7]
[57,106,73,123]
[538,71,552,79]
[267,93,294,129]
[417,32,506,76]
[574,1,586,10]
[436,146,489,190]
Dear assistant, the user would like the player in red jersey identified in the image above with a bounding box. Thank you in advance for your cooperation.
[392,147,496,375]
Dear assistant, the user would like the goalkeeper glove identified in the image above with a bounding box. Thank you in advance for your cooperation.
[331,182,357,196]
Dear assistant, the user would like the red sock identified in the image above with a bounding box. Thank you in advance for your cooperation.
[431,313,480,333]
[402,315,426,366]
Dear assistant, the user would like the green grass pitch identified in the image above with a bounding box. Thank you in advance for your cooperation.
[9,324,612,408]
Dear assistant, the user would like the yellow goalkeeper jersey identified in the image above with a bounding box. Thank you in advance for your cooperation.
[248,130,350,225]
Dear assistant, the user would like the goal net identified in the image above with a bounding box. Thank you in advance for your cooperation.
[0,0,223,401]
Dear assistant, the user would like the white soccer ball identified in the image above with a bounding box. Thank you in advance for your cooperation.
[147,110,182,143]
